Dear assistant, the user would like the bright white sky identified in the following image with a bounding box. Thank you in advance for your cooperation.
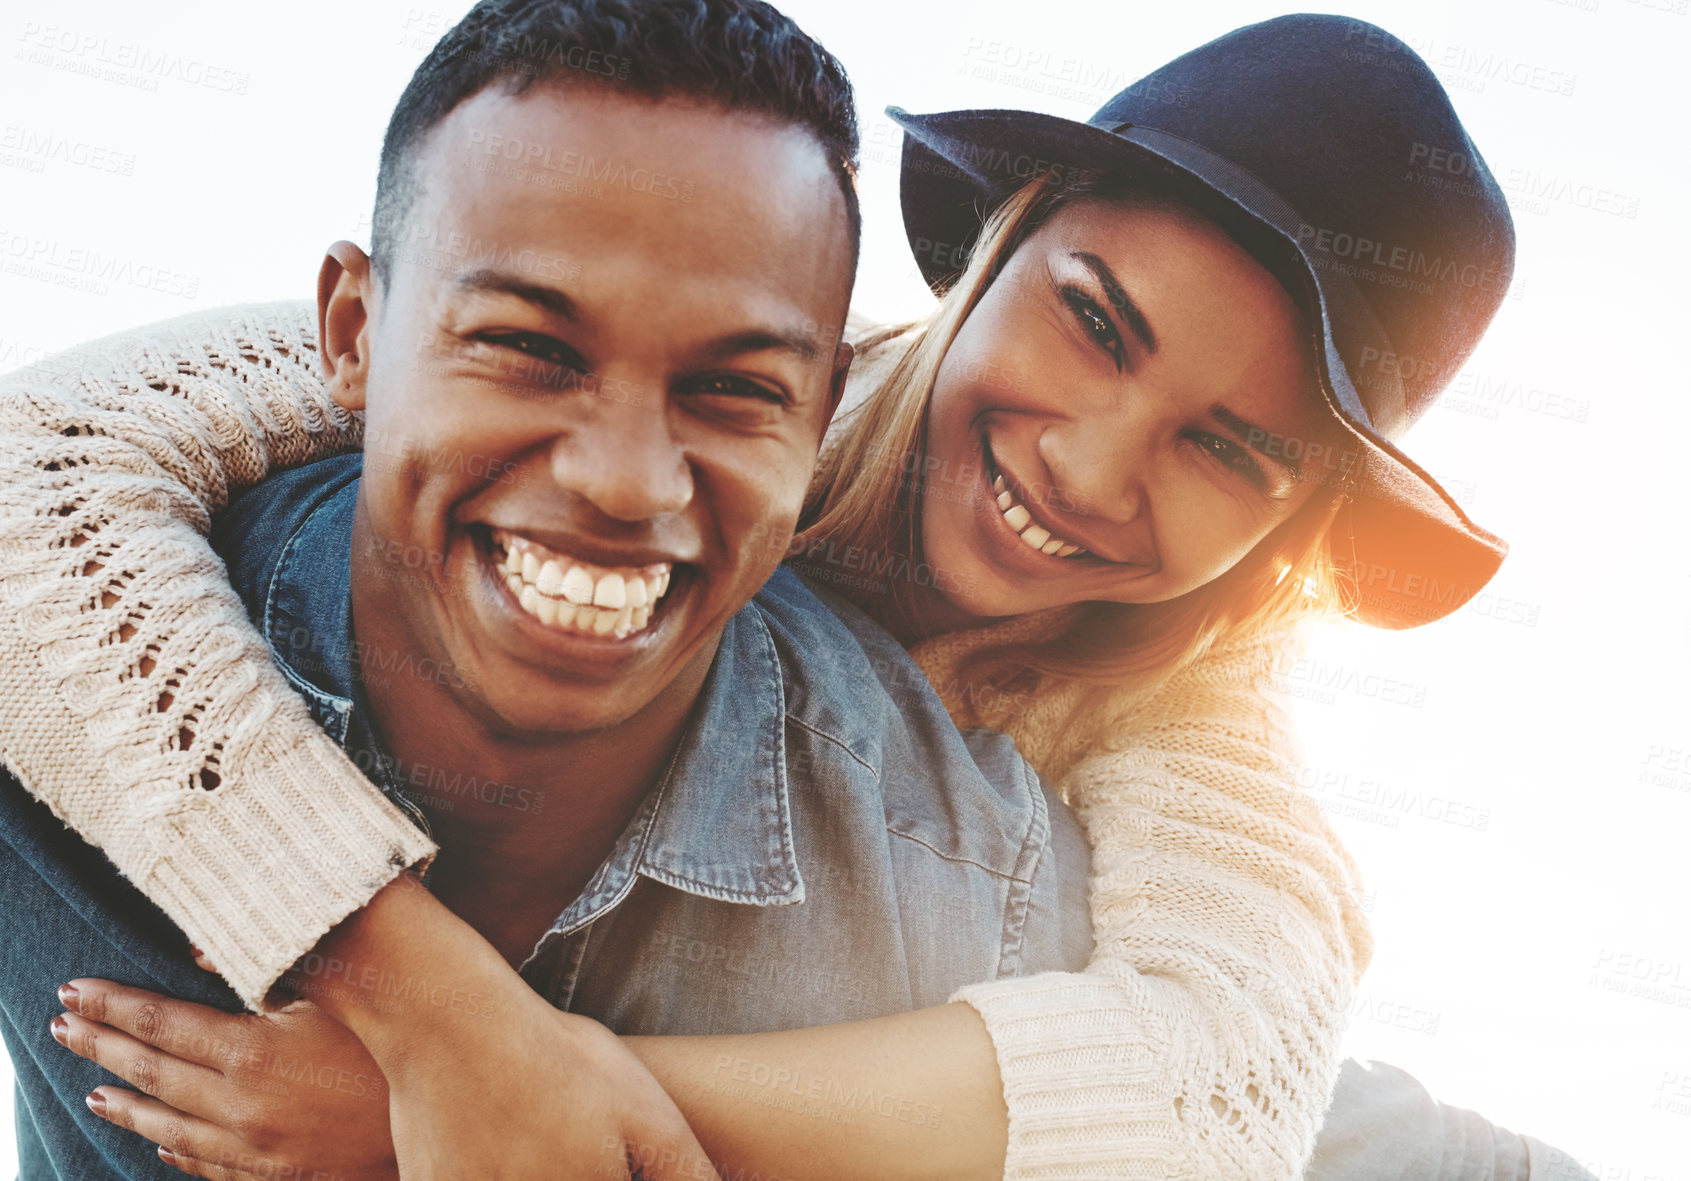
[1,0,1687,1176]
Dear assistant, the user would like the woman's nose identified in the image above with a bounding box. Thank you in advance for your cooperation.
[1036,412,1150,530]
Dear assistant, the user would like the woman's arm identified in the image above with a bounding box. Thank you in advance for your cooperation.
[304,888,1018,1181]
[55,878,723,1181]
[54,934,1010,1181]
[935,629,1374,1179]
[628,630,1369,1181]
[0,302,436,1009]
[627,1004,1009,1181]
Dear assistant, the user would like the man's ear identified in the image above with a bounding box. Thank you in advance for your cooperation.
[316,241,378,413]
[824,340,855,423]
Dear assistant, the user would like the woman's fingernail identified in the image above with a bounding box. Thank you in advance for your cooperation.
[56,983,80,1011]
[85,1091,106,1117]
[157,1146,177,1165]
[49,1015,69,1045]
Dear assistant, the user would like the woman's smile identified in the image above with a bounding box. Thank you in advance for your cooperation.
[981,440,1090,560]
[959,431,1160,604]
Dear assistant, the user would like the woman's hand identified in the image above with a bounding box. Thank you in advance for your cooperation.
[292,873,722,1181]
[372,994,721,1181]
[51,965,723,1180]
[51,977,396,1180]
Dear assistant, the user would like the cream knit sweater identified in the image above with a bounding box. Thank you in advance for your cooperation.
[0,303,1371,1179]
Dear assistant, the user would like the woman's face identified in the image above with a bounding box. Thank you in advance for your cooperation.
[920,197,1345,622]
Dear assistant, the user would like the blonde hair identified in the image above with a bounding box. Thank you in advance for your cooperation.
[797,170,1357,746]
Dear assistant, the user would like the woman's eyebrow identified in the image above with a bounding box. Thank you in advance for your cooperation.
[1072,251,1157,354]
[1209,404,1301,477]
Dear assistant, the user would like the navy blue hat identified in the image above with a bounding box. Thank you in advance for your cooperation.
[889,14,1515,628]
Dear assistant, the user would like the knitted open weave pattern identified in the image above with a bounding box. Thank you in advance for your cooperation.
[913,611,1371,1178]
[0,303,1370,1178]
[0,303,438,1007]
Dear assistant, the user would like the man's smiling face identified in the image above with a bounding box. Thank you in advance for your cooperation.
[336,81,854,736]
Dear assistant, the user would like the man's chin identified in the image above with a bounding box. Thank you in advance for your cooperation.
[470,683,660,738]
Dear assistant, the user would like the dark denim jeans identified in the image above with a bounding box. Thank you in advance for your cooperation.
[0,771,242,1180]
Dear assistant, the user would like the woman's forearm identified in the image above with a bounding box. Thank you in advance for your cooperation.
[0,302,435,1009]
[306,886,1012,1180]
[626,1003,1008,1181]
[268,883,1001,1181]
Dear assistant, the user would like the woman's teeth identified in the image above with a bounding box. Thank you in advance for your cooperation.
[993,474,1085,558]
[493,529,671,640]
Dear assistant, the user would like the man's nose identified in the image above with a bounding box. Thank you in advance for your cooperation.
[547,395,693,522]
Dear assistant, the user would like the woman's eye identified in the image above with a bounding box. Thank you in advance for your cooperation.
[1060,287,1124,369]
[1192,432,1270,491]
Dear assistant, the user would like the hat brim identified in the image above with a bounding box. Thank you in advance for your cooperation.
[889,105,1505,629]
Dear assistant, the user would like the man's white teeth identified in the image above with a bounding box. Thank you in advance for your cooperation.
[535,595,560,626]
[560,565,595,605]
[593,573,626,609]
[494,530,671,640]
[536,560,565,597]
[991,473,1085,558]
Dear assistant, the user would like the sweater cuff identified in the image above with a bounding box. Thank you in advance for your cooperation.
[951,972,1178,1180]
[134,724,437,1011]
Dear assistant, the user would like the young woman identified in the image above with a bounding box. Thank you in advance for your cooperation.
[0,14,1577,1181]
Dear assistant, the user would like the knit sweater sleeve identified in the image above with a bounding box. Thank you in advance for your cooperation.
[947,629,1374,1179]
[0,302,438,1010]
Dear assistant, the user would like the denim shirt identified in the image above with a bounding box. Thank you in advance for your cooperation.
[214,453,1093,1035]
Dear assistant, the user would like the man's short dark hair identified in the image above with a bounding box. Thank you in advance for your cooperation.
[370,0,861,281]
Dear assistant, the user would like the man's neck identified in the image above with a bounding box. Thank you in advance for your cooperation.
[347,535,712,964]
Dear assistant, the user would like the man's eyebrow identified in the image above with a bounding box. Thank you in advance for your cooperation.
[451,270,820,361]
[452,268,579,320]
[1210,404,1301,476]
[694,327,823,364]
[1073,251,1157,354]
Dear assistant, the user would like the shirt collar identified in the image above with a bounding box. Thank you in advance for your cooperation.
[634,601,803,905]
[257,465,362,741]
[249,467,803,911]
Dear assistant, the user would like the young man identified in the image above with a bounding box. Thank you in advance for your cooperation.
[0,2,1090,1177]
